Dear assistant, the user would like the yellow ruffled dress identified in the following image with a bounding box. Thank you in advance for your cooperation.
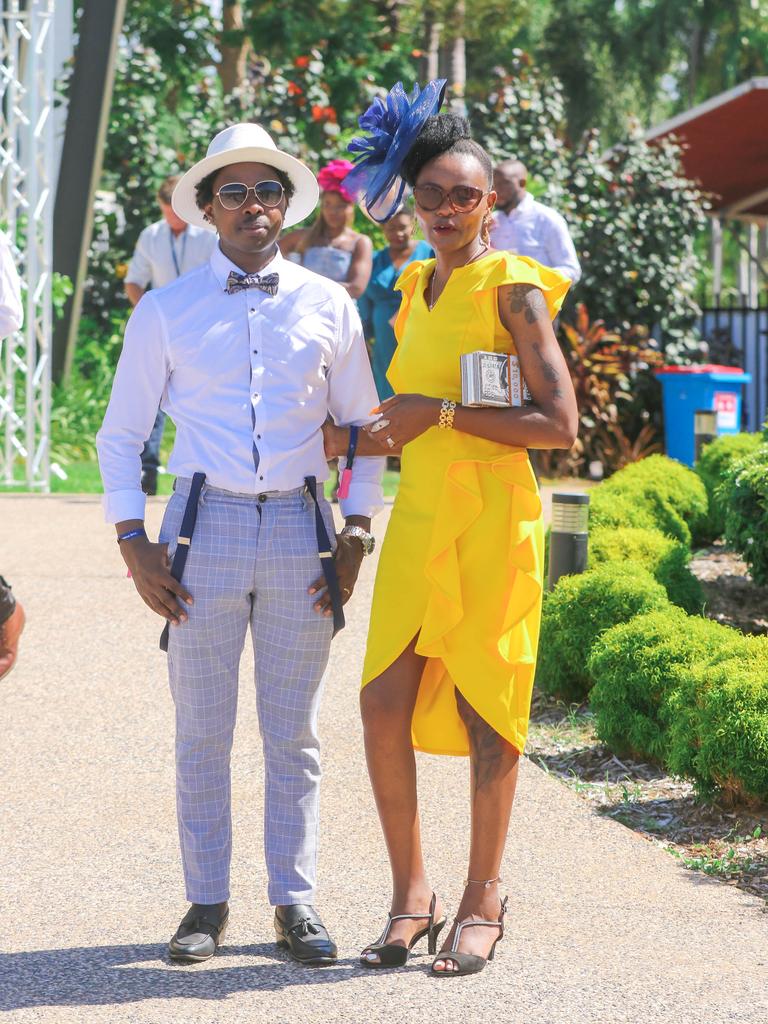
[361,251,570,756]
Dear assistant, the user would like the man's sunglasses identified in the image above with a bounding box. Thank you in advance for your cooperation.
[412,184,488,213]
[215,181,285,211]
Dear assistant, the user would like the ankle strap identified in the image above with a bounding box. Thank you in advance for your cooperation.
[464,875,502,888]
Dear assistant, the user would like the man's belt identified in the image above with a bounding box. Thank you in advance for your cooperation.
[159,471,206,652]
[158,472,344,652]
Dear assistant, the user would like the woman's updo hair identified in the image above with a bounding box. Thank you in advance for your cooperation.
[401,115,493,188]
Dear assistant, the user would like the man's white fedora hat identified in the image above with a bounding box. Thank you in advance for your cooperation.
[172,123,320,230]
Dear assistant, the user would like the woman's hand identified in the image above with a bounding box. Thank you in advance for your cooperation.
[321,419,349,460]
[365,394,441,451]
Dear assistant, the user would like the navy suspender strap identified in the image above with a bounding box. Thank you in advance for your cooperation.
[159,471,206,652]
[304,475,345,637]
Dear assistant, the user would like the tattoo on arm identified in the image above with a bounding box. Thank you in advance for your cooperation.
[533,340,564,403]
[509,284,548,324]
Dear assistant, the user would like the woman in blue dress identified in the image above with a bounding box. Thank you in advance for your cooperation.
[280,158,372,298]
[358,207,432,401]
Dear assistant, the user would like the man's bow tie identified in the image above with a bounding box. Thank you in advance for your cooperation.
[225,271,279,296]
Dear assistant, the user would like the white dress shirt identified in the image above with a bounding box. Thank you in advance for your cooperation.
[125,220,217,290]
[0,230,23,339]
[490,193,581,283]
[97,245,384,523]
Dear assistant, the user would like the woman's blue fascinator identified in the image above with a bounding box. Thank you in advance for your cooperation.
[344,79,447,222]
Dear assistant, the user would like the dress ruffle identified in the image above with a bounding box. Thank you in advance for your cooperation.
[411,450,543,755]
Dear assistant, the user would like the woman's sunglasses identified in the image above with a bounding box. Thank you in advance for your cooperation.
[215,181,285,211]
[412,184,488,213]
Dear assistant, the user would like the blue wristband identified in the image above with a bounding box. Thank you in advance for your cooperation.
[117,527,147,544]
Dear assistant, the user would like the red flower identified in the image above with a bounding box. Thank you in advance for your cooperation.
[294,55,310,69]
[311,104,337,123]
[287,81,303,96]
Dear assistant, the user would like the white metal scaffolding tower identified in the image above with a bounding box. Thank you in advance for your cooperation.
[0,0,55,490]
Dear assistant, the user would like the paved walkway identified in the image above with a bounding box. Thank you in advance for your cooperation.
[1,492,766,1024]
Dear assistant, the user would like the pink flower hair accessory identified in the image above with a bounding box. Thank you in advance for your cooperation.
[318,159,356,203]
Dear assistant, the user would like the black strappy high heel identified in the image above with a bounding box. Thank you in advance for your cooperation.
[360,892,447,968]
[431,895,508,977]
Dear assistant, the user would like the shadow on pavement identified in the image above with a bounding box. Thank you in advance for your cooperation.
[0,943,428,1010]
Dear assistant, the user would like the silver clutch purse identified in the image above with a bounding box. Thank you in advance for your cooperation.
[460,351,531,407]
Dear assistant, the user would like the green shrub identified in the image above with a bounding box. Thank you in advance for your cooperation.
[597,455,709,546]
[722,443,768,585]
[588,609,742,763]
[536,562,669,702]
[667,638,768,804]
[589,526,703,612]
[589,487,660,534]
[695,432,764,541]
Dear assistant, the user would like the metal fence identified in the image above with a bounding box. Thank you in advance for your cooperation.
[0,0,56,490]
[696,301,768,432]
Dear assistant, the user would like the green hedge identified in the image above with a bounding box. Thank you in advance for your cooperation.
[589,526,703,613]
[695,432,764,541]
[721,443,768,585]
[593,455,709,547]
[536,562,669,702]
[666,638,768,804]
[588,608,744,764]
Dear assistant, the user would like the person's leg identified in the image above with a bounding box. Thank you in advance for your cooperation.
[163,491,255,904]
[141,409,166,494]
[249,491,335,908]
[360,637,444,962]
[0,575,25,680]
[432,689,519,973]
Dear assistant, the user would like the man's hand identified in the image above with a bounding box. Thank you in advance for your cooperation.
[321,419,348,460]
[120,536,193,625]
[308,534,364,616]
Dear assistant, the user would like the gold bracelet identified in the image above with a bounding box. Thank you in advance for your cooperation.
[438,398,457,430]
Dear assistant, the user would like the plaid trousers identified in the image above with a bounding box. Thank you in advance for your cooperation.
[159,478,335,906]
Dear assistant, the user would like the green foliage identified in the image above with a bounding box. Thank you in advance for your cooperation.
[469,54,569,186]
[588,607,736,764]
[695,432,765,541]
[721,443,768,585]
[536,562,669,702]
[589,526,703,613]
[607,455,709,541]
[667,639,768,804]
[51,313,128,463]
[560,130,708,355]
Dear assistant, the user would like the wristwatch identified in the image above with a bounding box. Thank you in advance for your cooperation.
[340,525,376,556]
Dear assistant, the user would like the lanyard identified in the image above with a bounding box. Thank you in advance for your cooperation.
[336,425,359,501]
[170,228,188,278]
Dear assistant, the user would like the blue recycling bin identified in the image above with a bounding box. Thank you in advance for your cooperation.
[655,364,752,466]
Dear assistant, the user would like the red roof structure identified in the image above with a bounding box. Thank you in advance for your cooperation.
[645,78,768,222]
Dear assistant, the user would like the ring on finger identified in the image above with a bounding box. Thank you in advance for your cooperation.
[385,436,395,448]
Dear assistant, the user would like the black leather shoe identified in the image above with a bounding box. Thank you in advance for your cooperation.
[274,904,338,966]
[168,902,229,963]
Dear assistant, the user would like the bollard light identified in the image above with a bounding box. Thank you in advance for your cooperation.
[547,492,590,591]
[694,409,718,462]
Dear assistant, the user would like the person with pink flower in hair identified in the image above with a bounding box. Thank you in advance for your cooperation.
[280,158,373,297]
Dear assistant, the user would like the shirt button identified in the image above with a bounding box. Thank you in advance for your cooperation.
[253,349,258,353]
[258,493,267,502]
[257,434,261,439]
